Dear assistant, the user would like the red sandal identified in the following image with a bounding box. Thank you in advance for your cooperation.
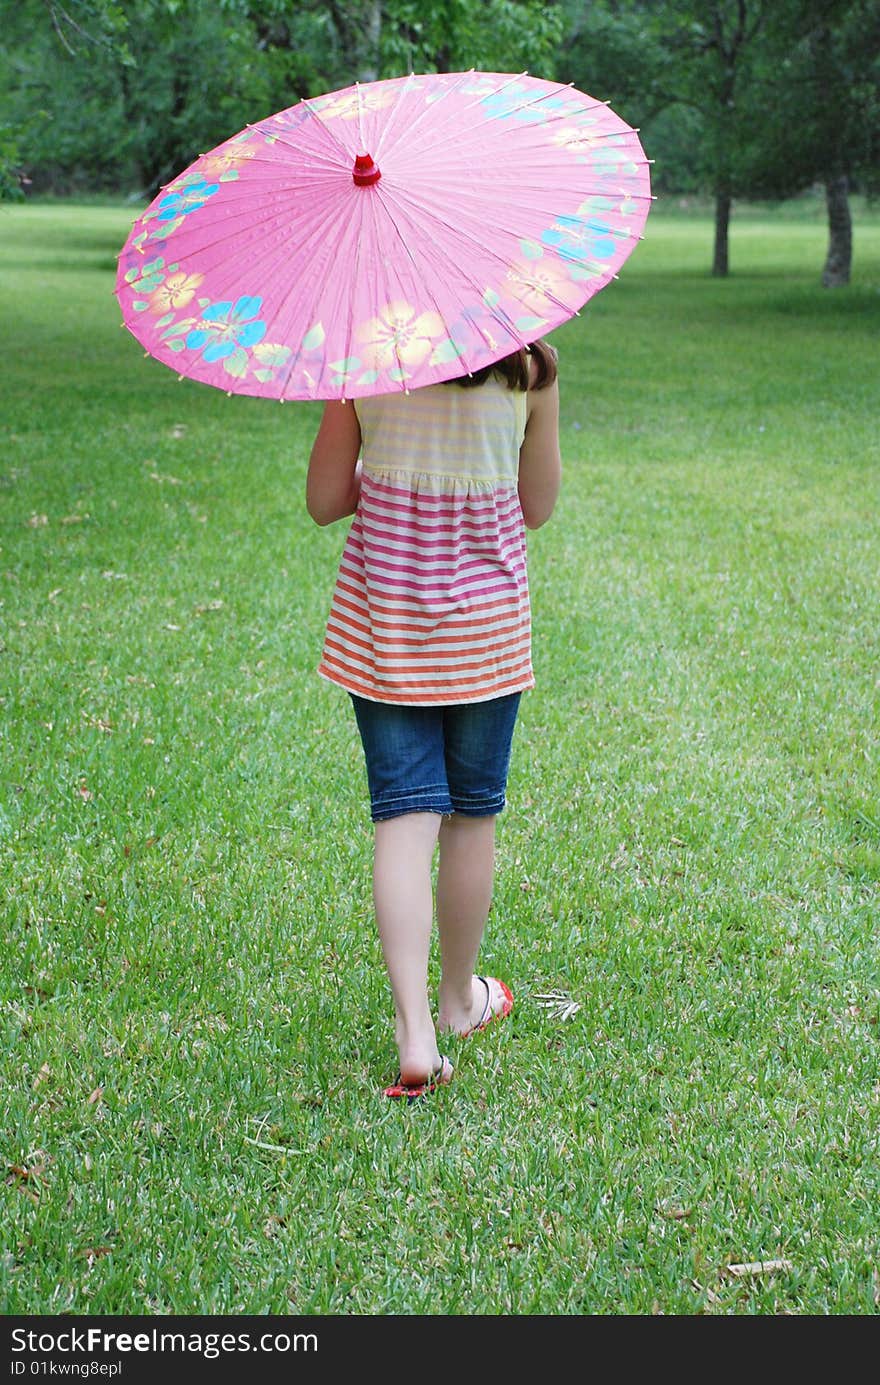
[384,1055,453,1101]
[460,976,514,1038]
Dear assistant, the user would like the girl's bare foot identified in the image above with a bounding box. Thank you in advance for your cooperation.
[438,975,512,1037]
[394,1014,444,1087]
[397,1042,444,1088]
[384,1054,453,1099]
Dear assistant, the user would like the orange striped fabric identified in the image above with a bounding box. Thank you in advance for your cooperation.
[317,378,534,705]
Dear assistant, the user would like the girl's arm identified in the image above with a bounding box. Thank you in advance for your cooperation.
[306,400,362,526]
[518,376,561,529]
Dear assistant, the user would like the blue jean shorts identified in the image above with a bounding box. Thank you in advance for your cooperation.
[350,692,522,822]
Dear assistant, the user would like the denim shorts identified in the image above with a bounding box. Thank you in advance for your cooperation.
[350,692,522,822]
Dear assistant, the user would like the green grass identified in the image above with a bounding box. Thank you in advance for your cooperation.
[1,200,879,1315]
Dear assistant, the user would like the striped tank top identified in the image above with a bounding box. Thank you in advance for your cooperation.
[317,376,535,705]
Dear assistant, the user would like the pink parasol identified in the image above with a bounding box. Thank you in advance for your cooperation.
[115,71,652,400]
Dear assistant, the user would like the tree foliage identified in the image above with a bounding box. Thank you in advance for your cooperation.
[560,0,880,279]
[561,1,772,273]
[2,0,878,285]
[562,0,879,196]
[0,0,563,196]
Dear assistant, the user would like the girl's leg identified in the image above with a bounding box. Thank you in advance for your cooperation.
[436,814,499,1033]
[373,810,442,1084]
[436,692,521,1034]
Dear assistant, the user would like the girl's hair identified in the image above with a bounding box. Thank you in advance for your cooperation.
[446,338,558,392]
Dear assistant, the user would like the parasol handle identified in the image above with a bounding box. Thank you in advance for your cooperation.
[353,153,381,186]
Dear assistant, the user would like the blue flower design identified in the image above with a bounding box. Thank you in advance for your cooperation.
[156,178,220,222]
[541,215,617,265]
[480,84,571,124]
[186,296,267,363]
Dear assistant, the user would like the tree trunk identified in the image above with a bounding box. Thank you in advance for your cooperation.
[712,189,731,276]
[359,0,382,81]
[822,173,852,287]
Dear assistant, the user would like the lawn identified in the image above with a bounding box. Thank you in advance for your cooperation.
[1,199,879,1315]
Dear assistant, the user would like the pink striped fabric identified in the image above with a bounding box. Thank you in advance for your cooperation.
[318,378,535,704]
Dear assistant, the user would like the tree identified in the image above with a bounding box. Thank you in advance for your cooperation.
[232,0,563,84]
[670,1,766,277]
[561,0,768,276]
[1,0,565,197]
[561,0,880,285]
[0,0,132,196]
[744,0,880,286]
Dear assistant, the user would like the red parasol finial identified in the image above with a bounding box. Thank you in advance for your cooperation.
[353,153,381,186]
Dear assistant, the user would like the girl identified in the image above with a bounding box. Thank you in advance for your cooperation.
[306,341,561,1098]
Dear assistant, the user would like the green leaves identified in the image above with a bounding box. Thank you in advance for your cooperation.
[377,0,563,80]
[124,256,165,298]
[301,323,325,352]
[519,239,544,261]
[222,346,249,378]
[160,319,196,341]
[253,343,291,366]
[150,218,184,242]
[429,337,465,365]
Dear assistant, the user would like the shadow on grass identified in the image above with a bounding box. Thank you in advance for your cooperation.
[764,286,880,323]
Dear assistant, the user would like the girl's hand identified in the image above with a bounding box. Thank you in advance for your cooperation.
[306,400,362,526]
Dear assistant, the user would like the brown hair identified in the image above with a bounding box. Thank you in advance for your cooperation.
[446,337,558,392]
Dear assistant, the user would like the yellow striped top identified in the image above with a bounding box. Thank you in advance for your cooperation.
[318,377,534,705]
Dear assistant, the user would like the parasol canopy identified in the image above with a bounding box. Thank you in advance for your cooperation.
[115,70,652,400]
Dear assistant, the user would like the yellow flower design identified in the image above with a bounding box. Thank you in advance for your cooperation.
[200,145,256,176]
[503,259,582,316]
[315,87,396,122]
[357,302,445,371]
[551,125,602,156]
[149,271,205,314]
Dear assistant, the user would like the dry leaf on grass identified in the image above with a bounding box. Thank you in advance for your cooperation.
[533,989,581,1021]
[725,1259,793,1278]
[7,1162,47,1182]
[82,712,113,733]
[242,1134,306,1155]
[657,1204,693,1221]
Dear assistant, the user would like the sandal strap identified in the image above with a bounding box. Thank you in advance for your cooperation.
[475,975,492,1028]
